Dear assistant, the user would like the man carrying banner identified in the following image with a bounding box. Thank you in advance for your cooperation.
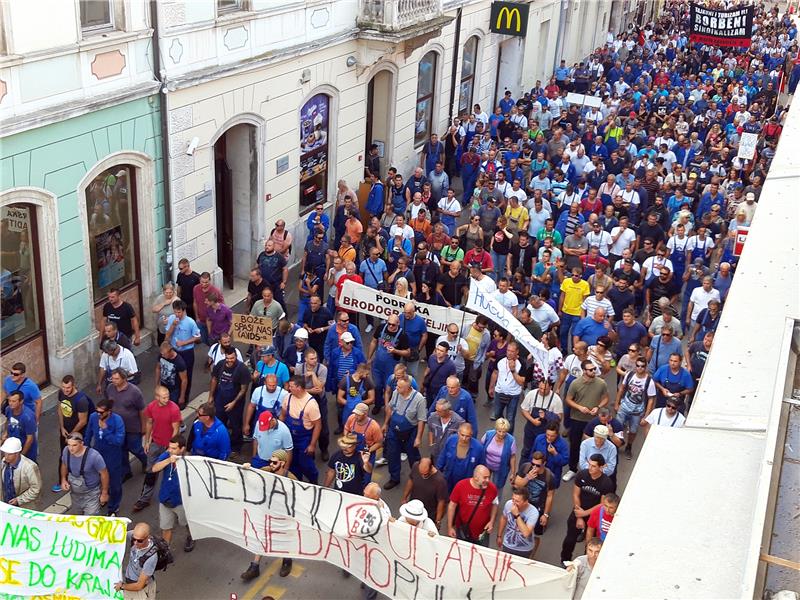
[150,435,195,553]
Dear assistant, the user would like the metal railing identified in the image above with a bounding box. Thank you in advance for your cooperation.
[358,0,443,31]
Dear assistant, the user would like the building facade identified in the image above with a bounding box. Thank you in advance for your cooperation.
[0,0,167,389]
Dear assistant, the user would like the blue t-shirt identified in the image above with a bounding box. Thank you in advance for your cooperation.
[648,336,683,372]
[2,376,41,414]
[3,407,37,459]
[399,315,427,348]
[653,365,694,392]
[359,259,388,288]
[614,321,648,358]
[253,360,290,387]
[156,451,183,507]
[61,447,106,489]
[573,317,609,346]
[166,315,200,351]
[253,420,294,460]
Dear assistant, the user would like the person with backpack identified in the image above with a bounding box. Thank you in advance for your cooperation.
[613,358,656,460]
[115,522,164,599]
[150,435,195,553]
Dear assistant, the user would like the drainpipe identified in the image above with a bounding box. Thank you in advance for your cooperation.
[150,0,173,285]
[448,7,463,122]
[553,0,570,74]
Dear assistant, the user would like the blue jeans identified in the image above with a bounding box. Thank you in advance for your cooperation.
[492,392,520,434]
[490,251,508,282]
[198,323,210,346]
[385,429,420,483]
[559,313,581,353]
[121,433,147,477]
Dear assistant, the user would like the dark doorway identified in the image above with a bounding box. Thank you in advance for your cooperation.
[214,136,234,289]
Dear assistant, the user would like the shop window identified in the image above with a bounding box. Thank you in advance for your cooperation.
[299,93,330,213]
[85,165,139,302]
[217,0,242,14]
[415,51,438,146]
[0,204,42,346]
[458,37,479,116]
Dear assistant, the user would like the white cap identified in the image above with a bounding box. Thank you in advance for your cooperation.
[294,328,309,339]
[0,438,22,454]
[341,332,356,343]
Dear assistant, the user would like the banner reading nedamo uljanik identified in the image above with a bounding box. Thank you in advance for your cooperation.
[338,279,476,336]
[177,457,575,599]
[0,502,129,600]
[689,2,754,48]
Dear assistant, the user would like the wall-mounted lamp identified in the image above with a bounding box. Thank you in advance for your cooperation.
[186,137,199,156]
[346,56,358,68]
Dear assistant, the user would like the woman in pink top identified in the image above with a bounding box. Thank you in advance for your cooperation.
[269,220,293,260]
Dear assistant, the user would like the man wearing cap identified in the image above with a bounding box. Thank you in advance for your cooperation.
[282,328,310,375]
[1,437,42,510]
[245,374,289,437]
[208,347,251,456]
[579,425,617,480]
[382,376,426,490]
[326,329,367,401]
[251,410,293,470]
[281,376,322,483]
[323,312,363,365]
[324,433,372,495]
[252,345,290,388]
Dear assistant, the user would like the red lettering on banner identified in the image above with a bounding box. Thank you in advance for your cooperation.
[467,543,502,582]
[437,538,469,581]
[386,520,412,561]
[410,527,438,580]
[368,547,392,588]
[242,509,268,552]
[266,515,290,554]
[296,522,323,556]
[324,531,349,566]
[498,552,527,586]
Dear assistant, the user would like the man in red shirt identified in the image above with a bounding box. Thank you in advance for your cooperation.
[446,465,498,546]
[463,240,493,274]
[585,492,618,544]
[192,272,223,346]
[133,386,182,511]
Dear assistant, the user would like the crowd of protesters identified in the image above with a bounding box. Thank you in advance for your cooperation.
[1,1,796,598]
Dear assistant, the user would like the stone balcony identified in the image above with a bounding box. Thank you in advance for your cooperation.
[357,0,453,44]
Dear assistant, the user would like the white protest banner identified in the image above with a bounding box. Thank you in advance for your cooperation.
[338,279,475,336]
[178,456,574,599]
[737,132,758,160]
[0,502,129,600]
[466,280,549,373]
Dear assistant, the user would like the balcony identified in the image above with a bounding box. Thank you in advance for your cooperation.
[357,0,452,43]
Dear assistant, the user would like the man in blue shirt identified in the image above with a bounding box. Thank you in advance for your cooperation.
[151,435,195,552]
[399,303,428,362]
[191,403,231,461]
[652,353,694,409]
[431,376,478,435]
[3,392,37,461]
[365,172,385,218]
[499,91,515,115]
[2,362,42,422]
[647,325,682,373]
[359,249,388,331]
[166,300,201,401]
[572,308,612,347]
[305,203,330,241]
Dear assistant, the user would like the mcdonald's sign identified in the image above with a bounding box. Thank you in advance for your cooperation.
[489,1,529,37]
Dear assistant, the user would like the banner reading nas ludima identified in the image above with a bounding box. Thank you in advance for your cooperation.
[178,456,574,599]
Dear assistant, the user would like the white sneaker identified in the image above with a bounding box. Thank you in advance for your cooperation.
[179,423,187,434]
[374,457,388,466]
[365,324,374,333]
[562,470,576,482]
[400,453,408,462]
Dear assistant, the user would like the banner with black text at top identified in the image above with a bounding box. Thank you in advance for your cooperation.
[489,1,530,37]
[177,456,575,599]
[689,2,754,48]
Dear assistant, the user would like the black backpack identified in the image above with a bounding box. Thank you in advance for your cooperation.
[139,536,174,572]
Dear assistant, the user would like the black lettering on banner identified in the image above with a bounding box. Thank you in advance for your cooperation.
[267,475,293,517]
[238,465,267,505]
[181,458,214,498]
[393,560,420,600]
[208,461,235,501]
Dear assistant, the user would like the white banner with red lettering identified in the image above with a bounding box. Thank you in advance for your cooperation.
[338,279,475,336]
[178,457,574,599]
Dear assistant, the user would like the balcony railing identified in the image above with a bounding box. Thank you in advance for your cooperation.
[358,0,444,32]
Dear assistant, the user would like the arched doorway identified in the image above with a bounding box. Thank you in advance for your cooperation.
[213,123,260,290]
[365,68,396,179]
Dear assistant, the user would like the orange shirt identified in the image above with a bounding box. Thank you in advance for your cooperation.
[345,218,364,244]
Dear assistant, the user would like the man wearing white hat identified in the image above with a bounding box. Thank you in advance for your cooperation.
[578,425,617,481]
[1,437,42,509]
[283,328,310,375]
[397,499,438,535]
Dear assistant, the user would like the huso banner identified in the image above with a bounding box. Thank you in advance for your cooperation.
[338,279,476,336]
[0,502,129,600]
[177,456,575,599]
[689,2,754,47]
[466,280,550,374]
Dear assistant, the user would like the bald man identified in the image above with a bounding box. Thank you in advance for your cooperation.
[446,465,498,545]
[116,522,157,599]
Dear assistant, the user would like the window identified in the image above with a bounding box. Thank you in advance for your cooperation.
[0,205,43,346]
[299,94,330,213]
[217,0,241,14]
[458,37,479,116]
[85,165,139,301]
[80,0,114,32]
[415,51,438,146]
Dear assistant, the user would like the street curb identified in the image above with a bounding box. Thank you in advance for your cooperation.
[43,392,209,515]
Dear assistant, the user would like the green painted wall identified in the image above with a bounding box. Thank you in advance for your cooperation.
[0,96,166,346]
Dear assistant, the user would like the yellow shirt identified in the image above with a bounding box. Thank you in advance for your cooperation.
[464,326,484,360]
[560,278,590,316]
[504,205,529,231]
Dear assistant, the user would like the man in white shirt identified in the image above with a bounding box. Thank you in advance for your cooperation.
[488,342,525,434]
[641,397,686,434]
[469,263,497,294]
[389,215,415,241]
[641,247,674,283]
[686,276,720,329]
[608,216,637,264]
[494,278,519,317]
[527,295,560,332]
[585,222,612,257]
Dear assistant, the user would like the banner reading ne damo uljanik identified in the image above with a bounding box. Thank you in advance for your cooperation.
[178,456,575,600]
[0,502,129,600]
[689,2,754,47]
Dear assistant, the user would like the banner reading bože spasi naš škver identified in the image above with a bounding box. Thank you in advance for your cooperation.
[689,2,754,48]
[177,457,575,599]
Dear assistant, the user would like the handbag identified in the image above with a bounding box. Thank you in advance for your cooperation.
[456,486,488,543]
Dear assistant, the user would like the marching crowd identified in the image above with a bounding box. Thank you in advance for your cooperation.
[1,1,796,598]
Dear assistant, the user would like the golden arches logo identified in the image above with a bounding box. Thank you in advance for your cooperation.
[496,6,522,32]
